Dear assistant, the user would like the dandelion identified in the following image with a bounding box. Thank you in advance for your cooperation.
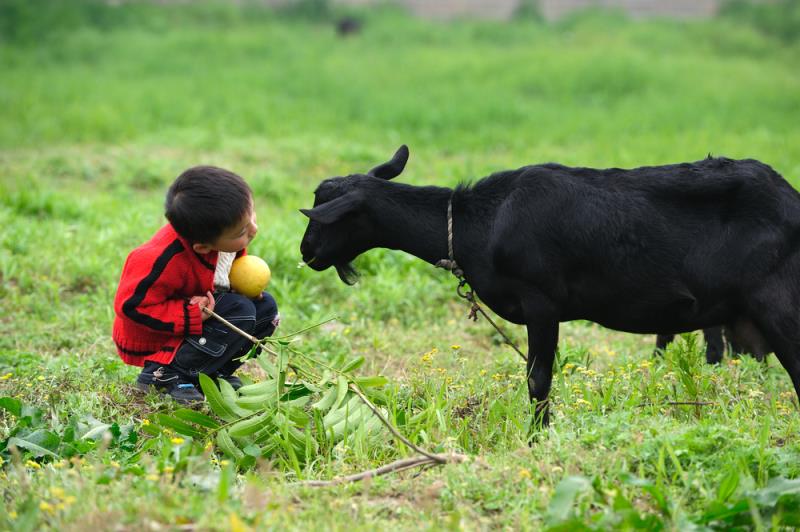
[170,437,185,445]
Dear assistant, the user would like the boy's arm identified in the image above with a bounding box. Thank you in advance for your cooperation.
[114,249,204,337]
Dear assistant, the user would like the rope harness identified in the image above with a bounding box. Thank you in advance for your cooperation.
[435,196,528,362]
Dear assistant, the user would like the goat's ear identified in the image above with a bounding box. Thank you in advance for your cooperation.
[367,145,409,180]
[300,193,363,224]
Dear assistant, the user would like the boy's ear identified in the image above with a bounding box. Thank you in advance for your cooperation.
[192,242,214,254]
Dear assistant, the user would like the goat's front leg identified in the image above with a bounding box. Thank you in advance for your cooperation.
[526,319,559,431]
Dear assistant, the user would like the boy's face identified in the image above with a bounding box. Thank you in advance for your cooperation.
[192,204,258,254]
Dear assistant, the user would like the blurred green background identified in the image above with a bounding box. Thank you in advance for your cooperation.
[1,0,800,529]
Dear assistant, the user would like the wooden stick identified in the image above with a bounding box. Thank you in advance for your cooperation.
[637,400,714,408]
[202,306,259,343]
[296,453,468,487]
[348,384,446,463]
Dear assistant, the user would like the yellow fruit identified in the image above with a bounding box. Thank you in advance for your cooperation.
[229,255,271,298]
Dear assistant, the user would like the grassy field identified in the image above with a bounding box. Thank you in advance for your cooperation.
[2,2,800,529]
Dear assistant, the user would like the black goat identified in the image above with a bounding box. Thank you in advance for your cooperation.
[300,146,800,429]
[336,17,362,37]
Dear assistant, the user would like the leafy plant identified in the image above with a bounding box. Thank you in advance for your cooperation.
[0,396,137,462]
[144,348,391,472]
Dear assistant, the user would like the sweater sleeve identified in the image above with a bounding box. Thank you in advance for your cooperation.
[114,242,204,337]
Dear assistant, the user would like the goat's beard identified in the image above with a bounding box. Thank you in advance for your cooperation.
[335,262,359,285]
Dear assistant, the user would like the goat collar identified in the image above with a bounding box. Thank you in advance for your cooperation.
[435,195,464,279]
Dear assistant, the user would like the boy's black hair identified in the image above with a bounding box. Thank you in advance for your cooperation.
[165,166,252,244]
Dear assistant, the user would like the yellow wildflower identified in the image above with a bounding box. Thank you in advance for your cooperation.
[141,419,151,426]
[479,369,488,376]
[450,345,461,350]
[0,372,12,380]
[25,460,41,469]
[37,375,45,381]
[163,466,175,474]
[39,501,54,514]
[518,468,532,480]
[730,359,741,366]
[170,437,185,445]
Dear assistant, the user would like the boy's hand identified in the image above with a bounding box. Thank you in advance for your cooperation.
[190,291,216,321]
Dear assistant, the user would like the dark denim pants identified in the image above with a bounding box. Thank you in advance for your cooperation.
[169,291,278,382]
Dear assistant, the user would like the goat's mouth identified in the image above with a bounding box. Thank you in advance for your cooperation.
[335,262,359,285]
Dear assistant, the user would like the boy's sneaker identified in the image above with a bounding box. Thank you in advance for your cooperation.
[216,374,243,390]
[136,366,204,405]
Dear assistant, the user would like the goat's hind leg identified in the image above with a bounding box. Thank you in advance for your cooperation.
[703,327,725,364]
[654,334,674,358]
[747,300,800,406]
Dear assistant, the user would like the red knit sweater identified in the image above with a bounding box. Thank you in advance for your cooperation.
[112,224,245,367]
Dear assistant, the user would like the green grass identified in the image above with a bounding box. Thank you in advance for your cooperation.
[2,2,800,529]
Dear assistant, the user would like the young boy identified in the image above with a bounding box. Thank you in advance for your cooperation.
[113,166,279,404]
